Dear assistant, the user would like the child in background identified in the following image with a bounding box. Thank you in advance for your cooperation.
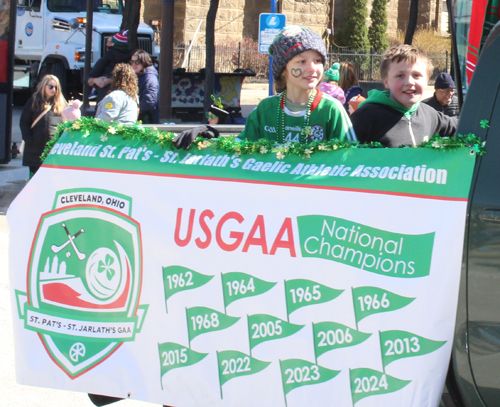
[351,45,457,147]
[318,62,346,104]
[238,25,356,143]
[339,62,363,112]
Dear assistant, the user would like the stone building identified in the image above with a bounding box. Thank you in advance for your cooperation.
[141,0,444,46]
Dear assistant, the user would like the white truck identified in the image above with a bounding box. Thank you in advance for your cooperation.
[14,0,156,101]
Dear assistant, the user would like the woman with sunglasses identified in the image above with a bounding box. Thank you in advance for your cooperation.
[130,50,159,124]
[19,75,67,176]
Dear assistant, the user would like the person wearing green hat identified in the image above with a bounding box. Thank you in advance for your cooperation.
[318,62,346,104]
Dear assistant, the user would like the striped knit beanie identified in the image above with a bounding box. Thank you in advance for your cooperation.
[112,30,129,49]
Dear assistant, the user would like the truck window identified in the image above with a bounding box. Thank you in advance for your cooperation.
[30,0,41,12]
[47,0,123,13]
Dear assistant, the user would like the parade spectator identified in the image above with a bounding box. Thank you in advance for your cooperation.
[317,62,346,104]
[351,45,457,147]
[20,74,67,176]
[86,30,132,104]
[130,50,159,124]
[95,63,139,125]
[207,104,229,124]
[422,72,459,117]
[339,61,363,112]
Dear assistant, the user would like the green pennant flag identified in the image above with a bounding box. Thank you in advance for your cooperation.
[222,272,276,307]
[248,314,305,349]
[380,330,447,367]
[280,359,340,395]
[350,368,411,404]
[352,286,415,323]
[285,279,344,315]
[163,266,214,301]
[217,350,271,386]
[313,321,372,357]
[158,342,208,376]
[186,307,240,341]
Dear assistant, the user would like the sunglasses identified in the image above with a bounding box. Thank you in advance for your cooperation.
[130,60,141,65]
[46,84,57,90]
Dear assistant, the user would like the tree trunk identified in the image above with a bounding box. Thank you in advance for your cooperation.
[120,1,141,51]
[404,0,419,44]
[204,0,219,120]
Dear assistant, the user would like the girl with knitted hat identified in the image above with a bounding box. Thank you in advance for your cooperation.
[318,62,346,104]
[238,26,356,144]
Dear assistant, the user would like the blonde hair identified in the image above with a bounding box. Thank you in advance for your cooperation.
[33,75,67,115]
[339,62,358,92]
[380,45,433,80]
[111,63,139,102]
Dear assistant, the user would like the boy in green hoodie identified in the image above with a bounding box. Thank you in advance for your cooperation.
[351,45,457,147]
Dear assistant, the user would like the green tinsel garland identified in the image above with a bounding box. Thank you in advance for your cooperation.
[41,118,487,162]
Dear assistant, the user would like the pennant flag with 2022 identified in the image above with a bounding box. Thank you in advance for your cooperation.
[352,286,415,323]
[350,367,411,404]
[186,307,240,342]
[158,342,208,377]
[285,279,343,315]
[380,330,447,367]
[222,272,276,307]
[247,314,305,350]
[217,350,271,388]
[279,359,340,396]
[163,266,214,311]
[313,321,371,358]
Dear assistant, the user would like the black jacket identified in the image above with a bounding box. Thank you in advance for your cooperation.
[422,94,460,117]
[20,97,62,167]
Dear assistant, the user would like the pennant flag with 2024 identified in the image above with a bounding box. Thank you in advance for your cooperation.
[279,359,340,396]
[217,350,271,387]
[222,272,276,307]
[313,321,371,358]
[352,286,415,323]
[285,279,343,315]
[380,330,446,367]
[163,266,213,305]
[247,314,305,349]
[158,342,208,376]
[350,367,410,404]
[186,306,240,341]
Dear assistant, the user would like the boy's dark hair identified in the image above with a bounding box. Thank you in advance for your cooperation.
[132,50,153,68]
[380,45,433,79]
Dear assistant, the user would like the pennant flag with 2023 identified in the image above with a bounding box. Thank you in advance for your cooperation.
[186,307,240,342]
[222,272,276,307]
[350,368,411,404]
[217,350,271,388]
[163,266,214,311]
[352,286,415,323]
[380,330,446,367]
[285,279,343,315]
[158,342,208,377]
[279,359,340,396]
[313,321,371,358]
[247,314,305,350]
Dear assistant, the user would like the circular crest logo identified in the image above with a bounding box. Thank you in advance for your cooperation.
[25,22,34,37]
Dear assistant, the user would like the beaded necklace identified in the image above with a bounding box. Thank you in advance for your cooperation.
[277,89,316,144]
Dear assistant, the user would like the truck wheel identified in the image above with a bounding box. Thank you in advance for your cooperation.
[50,61,67,97]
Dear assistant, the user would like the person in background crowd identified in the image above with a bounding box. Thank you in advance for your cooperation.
[20,75,67,177]
[207,104,229,124]
[95,63,139,125]
[339,61,363,112]
[130,50,159,124]
[347,95,366,114]
[86,30,132,104]
[317,62,346,104]
[422,72,459,117]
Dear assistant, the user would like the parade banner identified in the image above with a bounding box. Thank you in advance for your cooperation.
[8,129,476,407]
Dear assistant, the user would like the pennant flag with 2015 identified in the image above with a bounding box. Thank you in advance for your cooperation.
[350,368,411,404]
[313,321,371,358]
[186,306,240,342]
[247,314,305,349]
[380,330,446,367]
[221,272,276,308]
[163,266,214,311]
[217,350,271,390]
[352,286,415,323]
[158,342,208,378]
[285,279,343,315]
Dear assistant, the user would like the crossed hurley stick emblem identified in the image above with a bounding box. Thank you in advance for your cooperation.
[50,223,86,260]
